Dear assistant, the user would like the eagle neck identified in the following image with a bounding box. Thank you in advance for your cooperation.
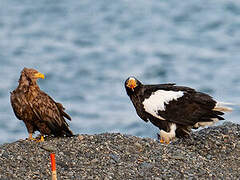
[17,74,30,93]
[24,80,40,101]
[29,82,40,93]
[130,86,144,110]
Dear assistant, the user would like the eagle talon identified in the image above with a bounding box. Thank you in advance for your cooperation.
[27,133,44,142]
[158,134,170,144]
[157,133,168,144]
[27,133,37,141]
[159,139,165,143]
[160,139,170,144]
[36,136,44,142]
[165,140,170,144]
[28,137,37,141]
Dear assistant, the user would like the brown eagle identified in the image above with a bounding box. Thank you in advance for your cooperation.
[10,68,73,141]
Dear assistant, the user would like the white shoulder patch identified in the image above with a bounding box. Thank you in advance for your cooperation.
[142,90,184,120]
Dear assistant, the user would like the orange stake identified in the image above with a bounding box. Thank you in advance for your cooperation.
[50,153,57,180]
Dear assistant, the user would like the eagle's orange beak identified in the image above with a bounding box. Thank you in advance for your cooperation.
[35,72,45,79]
[127,79,136,90]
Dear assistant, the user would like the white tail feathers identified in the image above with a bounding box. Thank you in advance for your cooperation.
[214,102,233,112]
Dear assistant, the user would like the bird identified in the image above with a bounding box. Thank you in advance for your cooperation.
[10,68,73,142]
[125,77,232,143]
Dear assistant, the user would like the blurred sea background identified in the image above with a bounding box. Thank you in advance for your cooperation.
[1,0,240,144]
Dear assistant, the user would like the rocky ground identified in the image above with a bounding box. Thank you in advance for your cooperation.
[0,122,239,180]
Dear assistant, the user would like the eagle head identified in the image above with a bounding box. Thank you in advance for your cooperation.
[125,77,142,94]
[21,68,45,81]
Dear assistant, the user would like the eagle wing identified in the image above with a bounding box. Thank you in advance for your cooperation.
[10,91,22,120]
[29,90,71,134]
[56,102,71,121]
[10,90,33,121]
[142,85,222,126]
[163,92,221,126]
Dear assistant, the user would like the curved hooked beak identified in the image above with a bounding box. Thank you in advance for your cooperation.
[34,72,45,79]
[127,79,136,91]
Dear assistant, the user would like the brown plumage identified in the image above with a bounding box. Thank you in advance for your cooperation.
[10,68,73,140]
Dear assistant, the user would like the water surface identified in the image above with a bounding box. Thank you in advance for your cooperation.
[1,0,240,144]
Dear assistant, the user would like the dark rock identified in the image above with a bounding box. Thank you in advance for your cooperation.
[0,122,240,179]
[109,153,120,163]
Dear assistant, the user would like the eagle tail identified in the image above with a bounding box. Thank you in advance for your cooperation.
[214,102,233,112]
[56,103,72,120]
[65,129,74,137]
[62,122,74,137]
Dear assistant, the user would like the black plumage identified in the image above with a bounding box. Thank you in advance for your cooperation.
[125,77,231,143]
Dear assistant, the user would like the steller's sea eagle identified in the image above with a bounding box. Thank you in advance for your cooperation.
[125,77,232,143]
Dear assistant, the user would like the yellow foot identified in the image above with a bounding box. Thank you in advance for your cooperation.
[27,133,37,141]
[159,139,165,143]
[36,136,44,142]
[159,138,170,144]
[27,137,37,141]
[157,133,170,144]
[165,140,170,144]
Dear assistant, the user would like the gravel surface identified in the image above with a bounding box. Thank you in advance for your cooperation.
[0,122,239,179]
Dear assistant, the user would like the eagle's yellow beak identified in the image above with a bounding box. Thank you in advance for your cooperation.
[127,79,136,90]
[35,72,45,79]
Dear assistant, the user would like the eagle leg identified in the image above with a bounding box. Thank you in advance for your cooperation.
[159,124,176,144]
[27,133,44,142]
[27,133,37,141]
